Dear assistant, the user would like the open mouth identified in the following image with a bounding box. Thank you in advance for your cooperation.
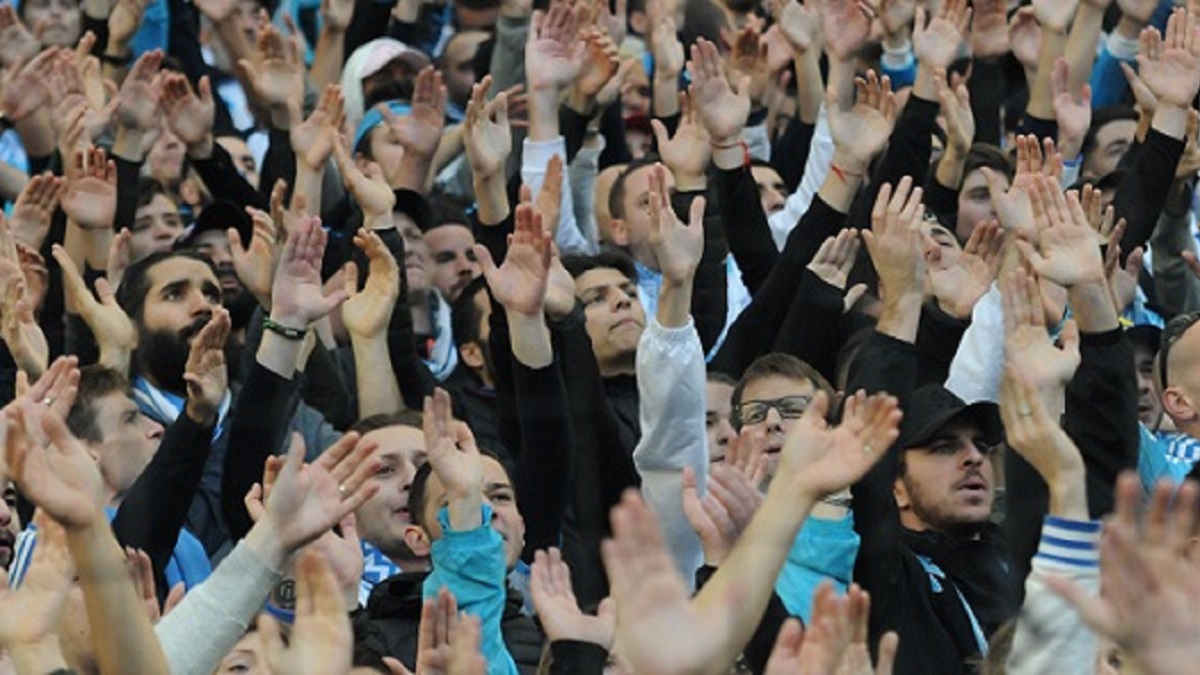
[956,477,988,494]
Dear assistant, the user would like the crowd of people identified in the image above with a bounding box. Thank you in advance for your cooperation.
[0,0,1199,672]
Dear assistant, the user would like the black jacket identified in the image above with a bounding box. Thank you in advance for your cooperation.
[354,572,545,674]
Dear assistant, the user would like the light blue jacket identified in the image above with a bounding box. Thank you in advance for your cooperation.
[423,504,518,675]
[774,513,860,623]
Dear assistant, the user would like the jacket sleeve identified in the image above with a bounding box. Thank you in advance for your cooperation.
[771,118,817,193]
[774,514,860,623]
[1063,329,1139,518]
[771,271,848,386]
[1005,517,1101,675]
[112,412,214,595]
[189,141,269,212]
[916,304,971,389]
[155,538,283,675]
[424,505,519,675]
[1151,178,1200,315]
[522,137,590,255]
[767,109,834,249]
[674,189,728,354]
[713,165,778,295]
[633,316,708,590]
[221,363,303,542]
[1116,128,1186,257]
[847,333,919,626]
[845,95,939,230]
[548,641,608,675]
[945,283,1005,403]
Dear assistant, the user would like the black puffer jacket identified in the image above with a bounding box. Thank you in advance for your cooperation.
[353,572,545,674]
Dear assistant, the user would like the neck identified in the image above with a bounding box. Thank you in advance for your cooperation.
[598,355,637,379]
[628,242,658,272]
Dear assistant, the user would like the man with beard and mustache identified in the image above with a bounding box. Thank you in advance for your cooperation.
[176,199,260,339]
[115,238,342,557]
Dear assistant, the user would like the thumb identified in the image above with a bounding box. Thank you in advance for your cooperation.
[342,261,359,297]
[688,195,706,231]
[1058,318,1080,356]
[650,118,670,152]
[473,244,498,278]
[382,657,413,675]
[227,228,245,255]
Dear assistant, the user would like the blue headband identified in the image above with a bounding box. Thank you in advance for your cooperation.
[354,101,412,153]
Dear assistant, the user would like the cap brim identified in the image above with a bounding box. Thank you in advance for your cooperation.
[900,400,1004,451]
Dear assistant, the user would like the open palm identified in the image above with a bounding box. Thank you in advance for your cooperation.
[1137,10,1200,107]
[478,204,550,316]
[342,230,400,338]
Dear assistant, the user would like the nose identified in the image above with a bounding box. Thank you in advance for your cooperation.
[962,443,986,466]
[186,289,216,318]
[144,417,165,441]
[764,407,784,433]
[613,287,633,311]
[0,500,11,528]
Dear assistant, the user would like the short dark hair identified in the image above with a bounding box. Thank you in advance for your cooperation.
[561,248,638,284]
[607,156,661,221]
[67,366,131,444]
[731,353,835,428]
[1082,105,1139,162]
[116,250,220,323]
[962,143,1013,183]
[407,446,512,530]
[451,277,490,349]
[350,410,425,436]
[136,177,176,212]
[707,370,737,387]
[426,194,473,233]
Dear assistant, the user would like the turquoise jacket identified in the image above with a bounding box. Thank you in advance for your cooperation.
[423,504,518,675]
[774,513,861,623]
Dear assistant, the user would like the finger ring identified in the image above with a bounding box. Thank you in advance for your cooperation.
[338,484,347,496]
[41,397,53,406]
[1018,405,1032,417]
[863,443,873,455]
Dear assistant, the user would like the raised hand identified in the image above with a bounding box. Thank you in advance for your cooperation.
[1008,7,1042,70]
[341,229,401,339]
[0,5,42,69]
[269,215,350,330]
[320,0,355,33]
[525,4,586,92]
[1047,474,1200,675]
[776,390,902,500]
[573,27,620,107]
[463,76,512,181]
[971,0,1010,58]
[1017,176,1106,287]
[723,25,770,106]
[8,173,63,251]
[182,308,231,425]
[263,433,378,553]
[826,70,898,172]
[0,49,54,122]
[231,203,282,308]
[109,0,151,49]
[9,356,80,441]
[379,67,446,160]
[863,177,925,301]
[987,135,1057,241]
[474,203,551,317]
[0,236,46,378]
[603,490,739,674]
[529,548,615,647]
[423,388,484,531]
[1052,58,1093,158]
[927,219,1002,319]
[649,0,685,78]
[291,85,345,171]
[115,51,164,133]
[259,551,354,675]
[999,366,1086,516]
[912,0,971,70]
[331,134,394,219]
[651,93,711,188]
[192,0,238,23]
[5,403,104,530]
[1000,267,1081,397]
[1136,8,1200,109]
[240,23,305,112]
[821,0,874,60]
[807,228,860,291]
[774,0,822,54]
[161,73,216,150]
[646,164,705,286]
[689,38,751,145]
[936,69,974,157]
[0,511,73,651]
[1031,0,1080,34]
[305,513,364,611]
[61,146,117,231]
[411,588,460,675]
[681,463,764,566]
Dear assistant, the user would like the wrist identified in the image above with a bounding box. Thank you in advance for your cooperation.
[268,105,292,131]
[1153,103,1189,139]
[527,89,561,142]
[8,637,68,673]
[1115,15,1145,41]
[186,135,215,160]
[829,149,869,176]
[446,493,484,531]
[266,311,309,332]
[672,171,706,192]
[245,516,292,570]
[185,399,219,426]
[566,88,595,117]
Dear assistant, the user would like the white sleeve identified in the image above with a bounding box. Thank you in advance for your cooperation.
[945,283,1005,403]
[1006,517,1101,675]
[633,316,708,591]
[522,136,592,255]
[744,122,771,162]
[768,106,834,250]
[568,139,605,251]
[156,539,282,675]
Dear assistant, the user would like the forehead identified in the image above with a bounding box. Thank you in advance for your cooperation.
[742,374,815,402]
[193,229,231,249]
[1095,119,1138,146]
[574,267,634,295]
[962,168,999,191]
[361,425,425,459]
[138,194,179,217]
[621,164,670,201]
[423,224,475,250]
[146,257,220,290]
[706,380,734,412]
[911,418,988,451]
[750,165,784,186]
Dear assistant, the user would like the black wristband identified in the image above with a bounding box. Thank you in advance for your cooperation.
[262,317,306,341]
[100,51,132,66]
